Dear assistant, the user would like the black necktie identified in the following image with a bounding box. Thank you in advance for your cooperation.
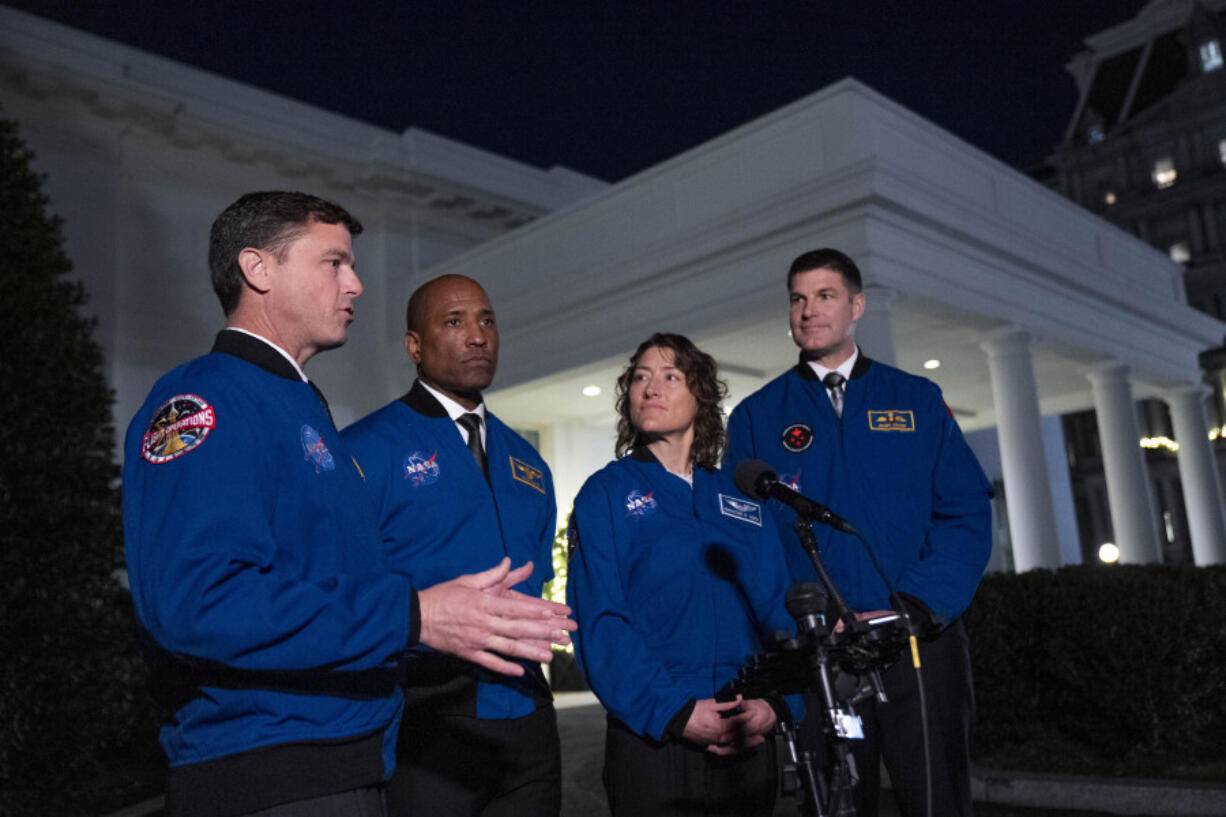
[457,413,487,476]
[823,372,846,418]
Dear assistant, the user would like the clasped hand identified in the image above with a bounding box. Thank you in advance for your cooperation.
[682,694,777,756]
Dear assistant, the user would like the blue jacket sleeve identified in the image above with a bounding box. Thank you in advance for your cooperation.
[124,387,415,673]
[566,478,694,741]
[893,392,993,624]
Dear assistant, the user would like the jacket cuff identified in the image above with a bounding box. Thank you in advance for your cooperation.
[664,698,697,741]
[896,591,942,638]
[407,588,421,648]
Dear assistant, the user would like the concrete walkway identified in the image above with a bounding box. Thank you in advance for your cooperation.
[554,693,1226,817]
[100,693,1226,817]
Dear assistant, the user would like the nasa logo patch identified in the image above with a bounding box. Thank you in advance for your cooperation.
[781,423,814,453]
[625,489,658,518]
[142,394,216,464]
[300,425,336,473]
[403,450,441,487]
[779,472,802,494]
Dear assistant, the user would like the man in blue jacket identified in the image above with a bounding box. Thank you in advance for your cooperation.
[343,274,562,816]
[123,192,573,817]
[725,248,992,817]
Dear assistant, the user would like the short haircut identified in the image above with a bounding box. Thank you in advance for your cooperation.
[209,191,363,316]
[787,248,862,293]
[614,332,728,470]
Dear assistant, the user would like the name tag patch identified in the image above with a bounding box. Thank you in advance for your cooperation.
[719,493,763,526]
[868,410,915,432]
[510,456,546,494]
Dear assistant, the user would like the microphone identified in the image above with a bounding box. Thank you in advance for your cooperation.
[734,459,857,534]
[785,582,829,637]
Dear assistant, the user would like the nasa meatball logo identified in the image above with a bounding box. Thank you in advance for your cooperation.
[141,394,216,464]
[300,425,336,473]
[403,450,441,487]
[781,423,814,453]
[625,489,658,518]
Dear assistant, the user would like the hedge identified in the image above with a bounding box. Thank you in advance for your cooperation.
[964,564,1226,778]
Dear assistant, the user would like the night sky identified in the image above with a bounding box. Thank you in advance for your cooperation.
[6,1,1151,181]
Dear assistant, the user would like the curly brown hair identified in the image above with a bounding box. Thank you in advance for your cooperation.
[614,333,729,469]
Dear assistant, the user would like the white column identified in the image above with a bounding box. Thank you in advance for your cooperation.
[856,286,898,367]
[1086,363,1162,563]
[1164,385,1226,565]
[980,328,1062,571]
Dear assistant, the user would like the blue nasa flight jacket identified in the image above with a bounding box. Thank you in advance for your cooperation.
[567,449,799,742]
[341,381,557,720]
[122,331,416,816]
[725,354,993,630]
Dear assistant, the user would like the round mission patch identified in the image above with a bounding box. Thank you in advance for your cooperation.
[781,423,814,453]
[142,394,216,464]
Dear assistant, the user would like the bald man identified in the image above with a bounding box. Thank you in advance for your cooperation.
[342,275,561,816]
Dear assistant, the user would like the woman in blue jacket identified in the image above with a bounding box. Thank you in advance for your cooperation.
[567,332,797,816]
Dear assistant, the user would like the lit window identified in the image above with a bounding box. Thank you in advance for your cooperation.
[1219,138,1226,168]
[1200,39,1223,72]
[1152,156,1177,189]
[1104,190,1117,206]
[1169,241,1190,263]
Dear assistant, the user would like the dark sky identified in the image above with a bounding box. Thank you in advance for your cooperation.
[7,1,1150,182]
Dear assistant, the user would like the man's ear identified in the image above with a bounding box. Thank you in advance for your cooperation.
[237,247,272,294]
[405,331,422,365]
[851,290,866,322]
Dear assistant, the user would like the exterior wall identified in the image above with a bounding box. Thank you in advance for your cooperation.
[0,7,604,439]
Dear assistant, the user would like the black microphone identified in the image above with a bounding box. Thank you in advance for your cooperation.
[734,459,857,534]
[785,582,829,637]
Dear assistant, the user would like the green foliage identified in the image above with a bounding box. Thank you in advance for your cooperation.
[0,113,160,809]
[965,564,1226,779]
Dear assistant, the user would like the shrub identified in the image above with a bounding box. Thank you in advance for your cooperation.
[965,564,1226,778]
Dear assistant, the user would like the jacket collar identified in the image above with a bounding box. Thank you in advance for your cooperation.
[792,350,873,382]
[211,329,302,382]
[399,379,450,418]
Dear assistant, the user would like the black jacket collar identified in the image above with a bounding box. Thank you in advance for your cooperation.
[399,379,450,419]
[628,445,658,464]
[793,351,872,382]
[211,329,303,382]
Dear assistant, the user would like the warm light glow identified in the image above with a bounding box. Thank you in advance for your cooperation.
[1104,190,1117,206]
[1099,543,1120,564]
[1152,157,1177,189]
[581,385,602,397]
[1140,435,1179,452]
[1211,427,1222,441]
[923,359,941,370]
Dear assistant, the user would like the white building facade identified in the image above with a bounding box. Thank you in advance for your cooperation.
[4,6,1224,570]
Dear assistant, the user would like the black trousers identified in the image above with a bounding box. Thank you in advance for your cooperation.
[240,787,385,817]
[388,704,561,817]
[850,619,976,817]
[603,716,777,817]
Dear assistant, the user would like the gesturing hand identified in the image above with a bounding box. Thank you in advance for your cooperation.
[417,558,577,676]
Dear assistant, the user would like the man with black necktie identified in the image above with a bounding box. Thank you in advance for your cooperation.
[123,193,574,817]
[342,274,562,817]
[724,248,993,817]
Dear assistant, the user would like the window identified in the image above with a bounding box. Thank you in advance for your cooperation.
[1200,39,1223,72]
[1152,156,1177,189]
[1219,138,1226,168]
[1170,241,1190,263]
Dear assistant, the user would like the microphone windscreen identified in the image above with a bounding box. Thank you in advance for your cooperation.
[734,459,776,500]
